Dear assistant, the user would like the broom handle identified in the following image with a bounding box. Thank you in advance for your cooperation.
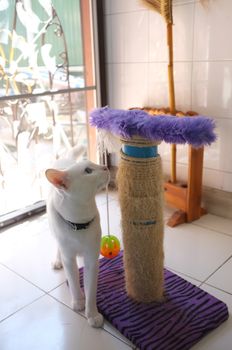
[167,22,177,183]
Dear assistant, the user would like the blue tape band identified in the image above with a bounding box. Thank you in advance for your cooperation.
[122,145,158,158]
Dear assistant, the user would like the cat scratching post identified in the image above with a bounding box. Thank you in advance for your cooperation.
[90,107,216,303]
[117,138,164,302]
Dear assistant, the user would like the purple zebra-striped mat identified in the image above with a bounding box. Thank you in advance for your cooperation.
[80,252,229,350]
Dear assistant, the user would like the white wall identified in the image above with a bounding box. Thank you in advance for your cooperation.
[103,0,232,193]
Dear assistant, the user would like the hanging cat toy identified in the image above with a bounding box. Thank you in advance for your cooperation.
[100,148,120,259]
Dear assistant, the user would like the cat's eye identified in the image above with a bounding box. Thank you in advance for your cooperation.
[85,167,93,174]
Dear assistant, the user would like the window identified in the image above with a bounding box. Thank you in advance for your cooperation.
[0,0,103,221]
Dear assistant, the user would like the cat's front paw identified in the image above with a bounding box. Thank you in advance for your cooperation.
[51,260,63,270]
[87,313,104,328]
[72,297,86,312]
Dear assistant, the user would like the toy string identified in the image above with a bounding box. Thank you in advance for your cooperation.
[104,149,110,237]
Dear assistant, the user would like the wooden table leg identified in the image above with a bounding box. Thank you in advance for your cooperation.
[186,146,204,222]
[165,145,206,227]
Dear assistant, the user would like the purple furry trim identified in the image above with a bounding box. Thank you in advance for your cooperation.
[90,107,216,147]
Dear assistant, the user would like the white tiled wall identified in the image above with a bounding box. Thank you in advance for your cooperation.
[103,0,232,192]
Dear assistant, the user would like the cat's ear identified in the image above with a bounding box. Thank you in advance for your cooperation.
[45,169,69,189]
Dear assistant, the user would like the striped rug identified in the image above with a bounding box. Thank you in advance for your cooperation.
[80,252,229,350]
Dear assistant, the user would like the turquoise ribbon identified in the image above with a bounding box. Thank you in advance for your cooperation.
[122,145,158,158]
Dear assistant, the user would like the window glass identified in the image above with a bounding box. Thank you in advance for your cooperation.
[0,0,96,216]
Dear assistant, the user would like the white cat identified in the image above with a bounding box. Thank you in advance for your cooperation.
[45,150,109,328]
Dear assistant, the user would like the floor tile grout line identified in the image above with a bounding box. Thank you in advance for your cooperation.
[1,197,231,349]
[166,252,232,289]
[192,221,232,239]
[199,254,232,288]
[202,283,232,297]
[47,293,86,318]
[47,293,134,348]
[166,266,202,284]
[3,250,132,345]
[48,281,67,293]
[0,262,65,295]
[0,294,45,324]
[0,287,134,348]
[136,198,232,229]
[3,258,230,314]
[103,323,134,348]
[2,222,231,291]
[163,211,232,238]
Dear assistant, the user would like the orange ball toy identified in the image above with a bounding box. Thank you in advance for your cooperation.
[101,235,120,259]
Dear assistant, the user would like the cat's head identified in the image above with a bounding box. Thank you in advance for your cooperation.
[45,160,109,201]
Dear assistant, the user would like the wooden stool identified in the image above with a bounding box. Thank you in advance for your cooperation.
[133,107,207,227]
[164,145,206,227]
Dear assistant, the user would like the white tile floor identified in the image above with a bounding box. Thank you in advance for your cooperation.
[0,191,232,350]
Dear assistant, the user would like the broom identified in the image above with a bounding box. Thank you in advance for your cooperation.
[142,0,177,183]
[142,0,208,183]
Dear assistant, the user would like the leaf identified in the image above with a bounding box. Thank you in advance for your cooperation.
[16,2,40,33]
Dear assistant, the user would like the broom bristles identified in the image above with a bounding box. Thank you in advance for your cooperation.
[142,0,207,21]
[142,0,173,23]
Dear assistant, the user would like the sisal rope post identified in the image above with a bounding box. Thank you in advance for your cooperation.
[117,137,164,302]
